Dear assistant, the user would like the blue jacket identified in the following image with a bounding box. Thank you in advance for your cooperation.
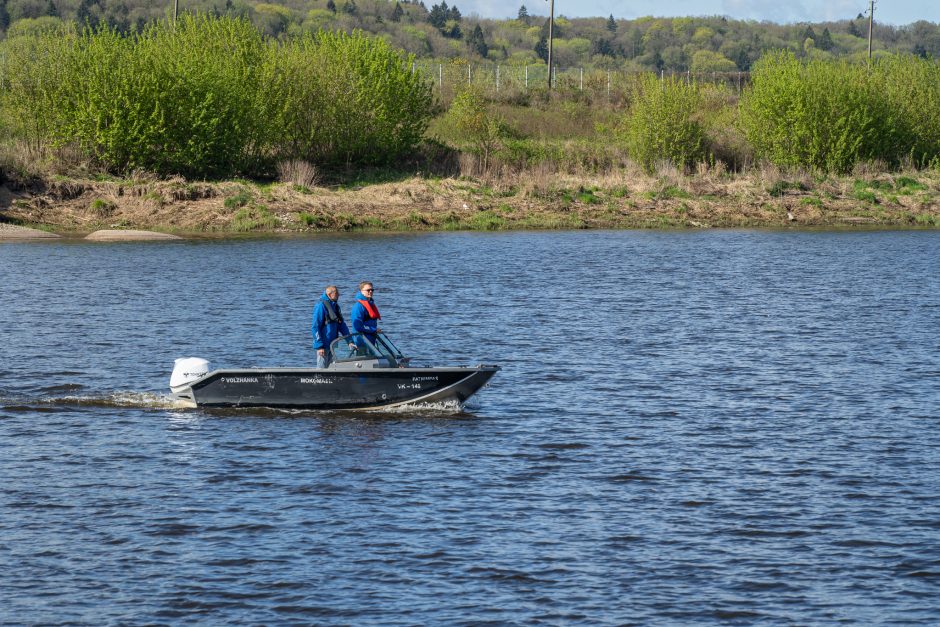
[312,293,350,350]
[350,291,380,340]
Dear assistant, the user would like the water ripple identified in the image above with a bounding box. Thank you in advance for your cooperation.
[1,231,940,624]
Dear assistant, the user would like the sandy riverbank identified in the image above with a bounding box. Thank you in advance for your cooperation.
[0,222,61,239]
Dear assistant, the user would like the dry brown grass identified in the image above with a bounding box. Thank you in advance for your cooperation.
[2,161,939,233]
[277,159,320,189]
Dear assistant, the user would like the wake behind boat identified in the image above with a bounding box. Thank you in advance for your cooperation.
[169,333,498,410]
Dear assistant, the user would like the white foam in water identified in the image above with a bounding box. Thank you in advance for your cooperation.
[34,392,192,410]
[377,399,466,414]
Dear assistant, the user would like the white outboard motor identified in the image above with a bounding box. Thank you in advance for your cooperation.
[170,357,210,390]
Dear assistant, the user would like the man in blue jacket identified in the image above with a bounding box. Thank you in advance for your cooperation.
[312,285,351,368]
[350,281,382,350]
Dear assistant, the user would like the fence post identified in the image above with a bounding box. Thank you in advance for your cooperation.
[439,63,443,92]
[525,64,528,89]
[580,67,583,90]
[468,63,471,86]
[607,70,610,99]
[496,65,500,92]
[552,65,556,89]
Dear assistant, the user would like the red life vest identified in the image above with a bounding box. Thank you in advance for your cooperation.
[357,299,381,320]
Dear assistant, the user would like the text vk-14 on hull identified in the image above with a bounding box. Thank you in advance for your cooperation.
[169,333,498,410]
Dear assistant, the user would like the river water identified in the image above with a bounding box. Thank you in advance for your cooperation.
[1,230,939,624]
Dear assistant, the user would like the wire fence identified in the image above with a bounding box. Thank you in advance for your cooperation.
[411,62,751,104]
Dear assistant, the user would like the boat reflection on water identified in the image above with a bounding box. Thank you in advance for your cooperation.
[169,332,499,411]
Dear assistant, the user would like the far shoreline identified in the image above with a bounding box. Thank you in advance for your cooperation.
[2,168,938,238]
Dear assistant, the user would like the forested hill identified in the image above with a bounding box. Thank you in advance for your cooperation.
[2,0,939,71]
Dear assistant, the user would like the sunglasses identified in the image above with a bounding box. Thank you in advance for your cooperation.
[362,288,374,292]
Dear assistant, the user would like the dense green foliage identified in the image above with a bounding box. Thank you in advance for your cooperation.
[877,55,940,166]
[622,74,706,172]
[62,17,266,176]
[741,51,940,172]
[0,15,434,176]
[444,86,510,169]
[261,29,433,167]
[0,0,938,71]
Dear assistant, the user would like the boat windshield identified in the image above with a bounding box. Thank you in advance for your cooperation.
[330,333,405,365]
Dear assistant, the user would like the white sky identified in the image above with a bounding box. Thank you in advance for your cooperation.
[460,1,939,26]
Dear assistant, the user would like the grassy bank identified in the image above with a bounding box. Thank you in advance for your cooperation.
[1,19,939,234]
[2,165,939,234]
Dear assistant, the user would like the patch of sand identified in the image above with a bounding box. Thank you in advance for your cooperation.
[84,229,183,241]
[0,223,61,240]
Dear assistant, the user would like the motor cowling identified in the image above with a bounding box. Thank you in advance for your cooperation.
[170,357,210,389]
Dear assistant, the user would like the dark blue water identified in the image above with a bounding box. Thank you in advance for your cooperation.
[2,230,939,624]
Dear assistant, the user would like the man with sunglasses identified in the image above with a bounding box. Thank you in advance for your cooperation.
[351,281,383,349]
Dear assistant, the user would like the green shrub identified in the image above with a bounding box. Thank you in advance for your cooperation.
[0,16,434,177]
[0,23,76,151]
[260,29,434,168]
[853,189,879,204]
[875,56,940,167]
[232,205,277,231]
[739,51,933,173]
[800,196,824,208]
[298,211,319,226]
[59,16,266,177]
[894,176,927,194]
[622,73,707,173]
[445,86,511,170]
[90,198,116,216]
[224,190,252,209]
[466,210,505,230]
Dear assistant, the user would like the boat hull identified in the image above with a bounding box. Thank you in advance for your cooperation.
[174,366,498,410]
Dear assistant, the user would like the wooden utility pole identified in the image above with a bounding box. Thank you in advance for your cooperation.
[546,0,554,90]
[867,0,875,60]
[174,0,178,22]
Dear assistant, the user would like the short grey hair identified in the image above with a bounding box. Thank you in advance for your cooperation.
[325,284,338,295]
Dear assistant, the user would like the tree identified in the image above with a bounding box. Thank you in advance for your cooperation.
[607,14,616,33]
[429,2,461,38]
[390,2,403,22]
[446,87,508,172]
[593,38,614,57]
[535,34,548,62]
[517,5,528,24]
[0,0,9,30]
[468,23,487,57]
[443,19,462,39]
[428,1,446,28]
[848,20,862,38]
[76,0,97,28]
[342,0,357,15]
[46,0,58,17]
[326,0,336,13]
[690,49,737,73]
[818,27,834,51]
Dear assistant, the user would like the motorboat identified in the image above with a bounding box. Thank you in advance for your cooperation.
[169,333,498,410]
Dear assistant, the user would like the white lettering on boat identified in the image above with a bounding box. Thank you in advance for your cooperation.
[221,377,259,384]
[412,376,438,382]
[300,377,334,384]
